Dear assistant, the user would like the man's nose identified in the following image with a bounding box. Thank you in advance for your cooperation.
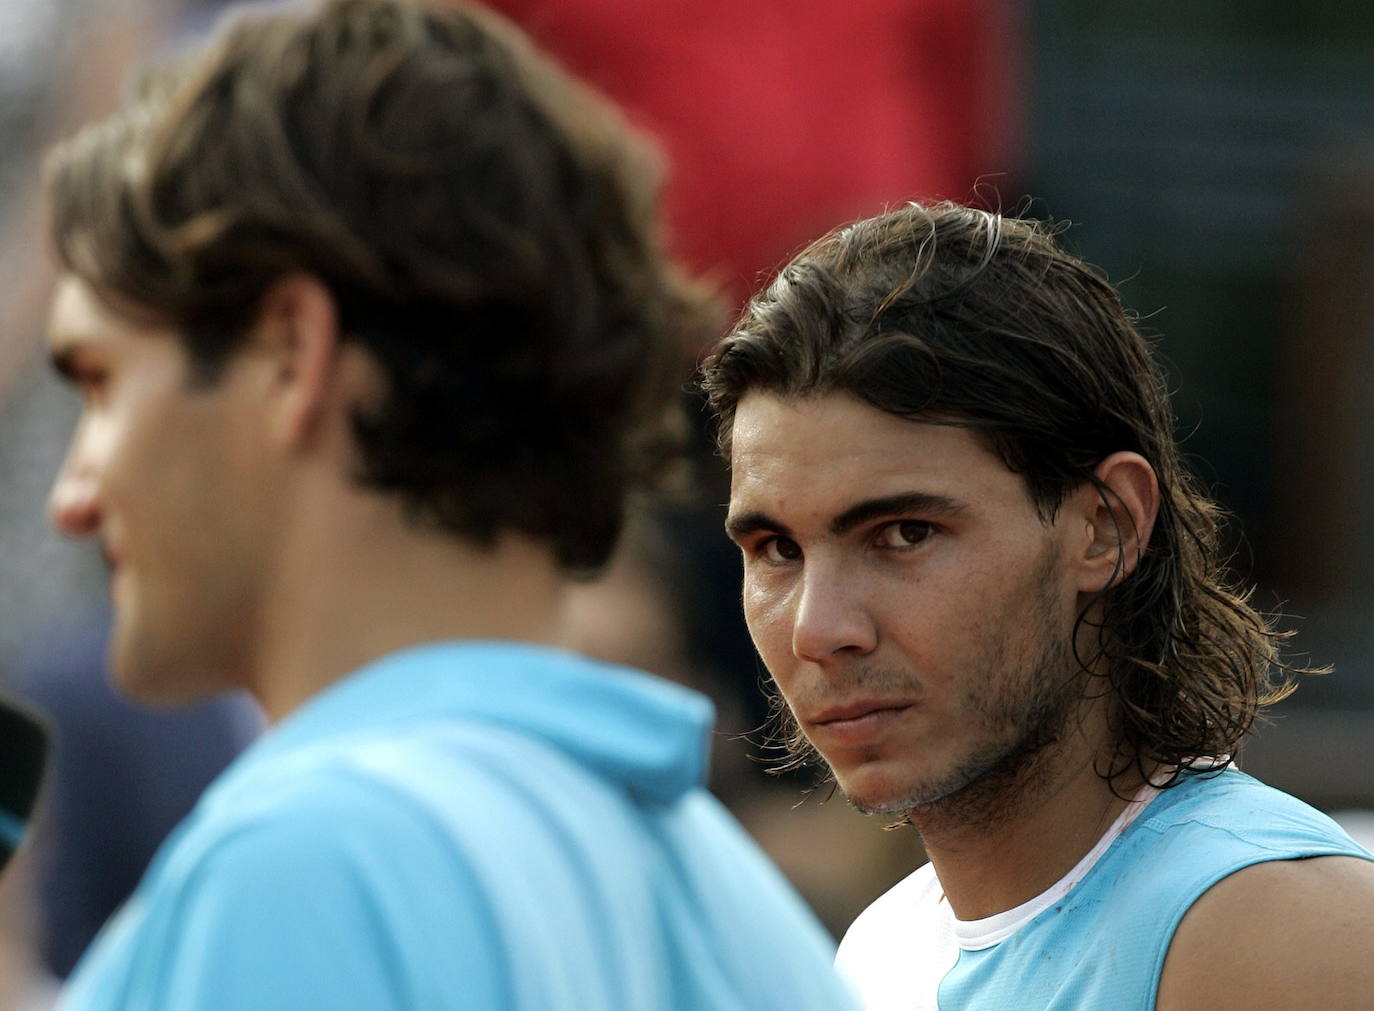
[47,449,103,539]
[791,568,878,664]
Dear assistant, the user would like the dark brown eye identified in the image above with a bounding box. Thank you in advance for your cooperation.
[763,536,802,562]
[898,521,931,544]
[75,367,109,401]
[877,521,933,548]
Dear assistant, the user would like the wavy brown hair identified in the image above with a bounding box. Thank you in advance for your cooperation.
[701,202,1309,788]
[45,0,716,573]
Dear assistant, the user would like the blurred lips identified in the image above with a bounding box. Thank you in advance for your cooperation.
[101,543,124,572]
[102,545,126,604]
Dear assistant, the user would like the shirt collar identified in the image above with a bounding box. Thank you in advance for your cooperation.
[222,640,715,805]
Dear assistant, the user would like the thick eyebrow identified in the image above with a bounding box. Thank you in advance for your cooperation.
[724,510,791,544]
[830,492,966,537]
[726,492,965,544]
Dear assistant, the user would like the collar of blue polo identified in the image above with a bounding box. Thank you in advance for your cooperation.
[221,640,716,805]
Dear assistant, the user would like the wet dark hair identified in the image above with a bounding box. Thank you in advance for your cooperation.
[701,201,1307,786]
[45,0,716,573]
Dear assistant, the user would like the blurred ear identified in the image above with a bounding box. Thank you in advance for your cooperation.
[1073,451,1160,595]
[250,273,342,451]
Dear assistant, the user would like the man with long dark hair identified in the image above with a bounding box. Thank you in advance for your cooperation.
[39,1,854,1007]
[702,202,1374,1009]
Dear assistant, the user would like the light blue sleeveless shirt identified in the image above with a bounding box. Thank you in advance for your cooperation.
[838,768,1373,1010]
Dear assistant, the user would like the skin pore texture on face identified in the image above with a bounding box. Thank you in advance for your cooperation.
[727,391,1118,839]
[870,547,1085,822]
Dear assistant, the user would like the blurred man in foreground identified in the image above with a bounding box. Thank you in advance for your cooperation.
[39,1,854,1007]
[703,202,1374,1009]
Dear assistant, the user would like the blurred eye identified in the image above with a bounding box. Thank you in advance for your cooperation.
[72,367,109,403]
[875,521,933,549]
[761,536,802,563]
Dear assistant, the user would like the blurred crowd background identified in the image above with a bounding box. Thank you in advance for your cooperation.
[0,0,1370,1006]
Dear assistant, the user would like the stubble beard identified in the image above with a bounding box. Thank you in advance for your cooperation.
[851,630,1084,834]
[841,572,1088,833]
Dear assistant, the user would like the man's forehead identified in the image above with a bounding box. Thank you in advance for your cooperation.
[47,277,108,377]
[48,275,93,336]
[727,391,871,463]
[729,391,985,471]
[726,390,1026,519]
[48,275,171,349]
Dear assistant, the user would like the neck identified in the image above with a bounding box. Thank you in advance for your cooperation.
[910,702,1153,920]
[245,482,566,723]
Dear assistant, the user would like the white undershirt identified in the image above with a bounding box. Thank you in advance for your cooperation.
[952,783,1160,950]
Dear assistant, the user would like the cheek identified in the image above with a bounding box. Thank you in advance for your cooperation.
[741,573,796,662]
[872,563,1003,677]
[960,559,1069,673]
[106,386,183,474]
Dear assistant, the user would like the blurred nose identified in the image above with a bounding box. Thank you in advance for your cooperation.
[47,440,103,539]
[791,567,877,664]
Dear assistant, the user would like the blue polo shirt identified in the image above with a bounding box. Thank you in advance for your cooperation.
[57,641,855,1010]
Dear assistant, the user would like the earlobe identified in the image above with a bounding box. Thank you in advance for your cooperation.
[255,274,342,451]
[1075,451,1160,594]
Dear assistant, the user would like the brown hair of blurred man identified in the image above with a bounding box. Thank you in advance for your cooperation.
[45,0,712,709]
[39,2,856,1008]
[703,201,1374,1010]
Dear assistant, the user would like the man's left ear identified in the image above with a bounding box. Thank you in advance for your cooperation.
[1074,451,1160,594]
[251,273,342,451]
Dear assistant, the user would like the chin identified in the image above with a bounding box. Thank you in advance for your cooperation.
[835,752,991,816]
[846,793,914,816]
[111,664,184,707]
[109,639,221,709]
[834,762,927,815]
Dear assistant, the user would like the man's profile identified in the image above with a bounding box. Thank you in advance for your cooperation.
[702,202,1374,1009]
[39,1,854,1007]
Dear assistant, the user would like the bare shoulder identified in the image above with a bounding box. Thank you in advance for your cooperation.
[1157,855,1374,1010]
